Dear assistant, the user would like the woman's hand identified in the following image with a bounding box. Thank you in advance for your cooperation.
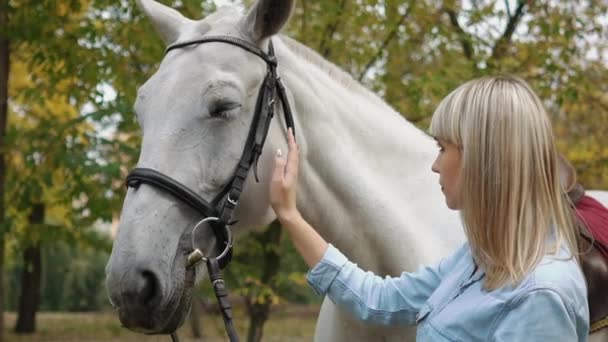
[269,128,328,267]
[270,128,300,223]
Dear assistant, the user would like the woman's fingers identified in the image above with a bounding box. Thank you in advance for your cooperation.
[269,130,300,218]
[271,129,299,188]
[288,128,298,155]
[285,128,299,182]
[272,149,286,182]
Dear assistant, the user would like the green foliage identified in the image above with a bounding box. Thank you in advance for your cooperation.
[198,225,318,305]
[287,0,608,189]
[4,0,128,253]
[60,247,110,311]
[5,237,111,312]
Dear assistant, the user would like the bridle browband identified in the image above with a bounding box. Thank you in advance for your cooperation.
[125,35,295,342]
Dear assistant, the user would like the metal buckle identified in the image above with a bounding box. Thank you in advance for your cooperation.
[267,55,278,66]
[227,194,238,206]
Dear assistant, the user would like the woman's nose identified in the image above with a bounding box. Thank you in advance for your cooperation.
[431,157,440,174]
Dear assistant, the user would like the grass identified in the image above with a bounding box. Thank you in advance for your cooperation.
[3,304,320,341]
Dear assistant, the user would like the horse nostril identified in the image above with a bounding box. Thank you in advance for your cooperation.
[137,270,160,306]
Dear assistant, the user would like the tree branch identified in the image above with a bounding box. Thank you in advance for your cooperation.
[318,0,348,58]
[358,5,412,82]
[445,7,474,60]
[300,0,307,36]
[490,0,527,61]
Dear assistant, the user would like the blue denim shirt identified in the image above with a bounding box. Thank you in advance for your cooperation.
[307,243,589,341]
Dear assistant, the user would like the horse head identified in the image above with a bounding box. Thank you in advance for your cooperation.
[105,0,295,333]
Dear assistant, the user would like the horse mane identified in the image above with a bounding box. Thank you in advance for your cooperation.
[279,35,397,111]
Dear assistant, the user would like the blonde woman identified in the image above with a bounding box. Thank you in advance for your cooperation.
[270,75,589,341]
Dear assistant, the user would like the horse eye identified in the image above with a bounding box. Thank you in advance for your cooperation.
[210,102,242,118]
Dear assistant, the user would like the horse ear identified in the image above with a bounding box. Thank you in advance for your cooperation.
[136,0,190,44]
[242,0,295,42]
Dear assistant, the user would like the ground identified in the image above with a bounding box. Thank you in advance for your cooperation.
[4,304,319,341]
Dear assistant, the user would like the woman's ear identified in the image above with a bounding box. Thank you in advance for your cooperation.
[241,0,295,42]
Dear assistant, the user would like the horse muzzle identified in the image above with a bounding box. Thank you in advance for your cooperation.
[106,256,196,334]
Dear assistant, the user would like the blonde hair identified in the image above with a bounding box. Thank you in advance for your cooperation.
[430,75,579,290]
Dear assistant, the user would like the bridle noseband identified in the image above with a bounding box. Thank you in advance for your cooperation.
[125,35,295,342]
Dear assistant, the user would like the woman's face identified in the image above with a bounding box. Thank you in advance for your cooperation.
[431,138,463,210]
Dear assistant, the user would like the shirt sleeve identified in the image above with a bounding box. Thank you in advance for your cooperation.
[492,289,578,341]
[306,243,465,326]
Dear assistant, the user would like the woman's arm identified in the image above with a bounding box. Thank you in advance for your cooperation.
[279,210,329,268]
[269,131,463,325]
[307,243,463,325]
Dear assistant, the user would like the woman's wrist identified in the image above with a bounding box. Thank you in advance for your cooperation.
[277,209,302,226]
[277,210,328,268]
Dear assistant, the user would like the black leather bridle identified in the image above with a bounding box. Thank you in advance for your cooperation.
[125,36,295,342]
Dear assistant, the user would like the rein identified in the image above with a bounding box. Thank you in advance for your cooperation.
[126,36,295,342]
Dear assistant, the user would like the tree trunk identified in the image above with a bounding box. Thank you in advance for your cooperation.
[245,220,282,342]
[246,306,271,342]
[0,1,10,340]
[189,296,203,340]
[14,204,44,334]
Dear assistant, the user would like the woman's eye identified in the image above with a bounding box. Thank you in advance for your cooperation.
[210,102,242,118]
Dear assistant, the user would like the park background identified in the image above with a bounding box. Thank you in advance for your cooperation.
[0,0,607,340]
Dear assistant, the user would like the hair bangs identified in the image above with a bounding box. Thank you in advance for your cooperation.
[429,85,467,146]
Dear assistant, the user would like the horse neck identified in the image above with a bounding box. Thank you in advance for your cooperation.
[275,37,463,275]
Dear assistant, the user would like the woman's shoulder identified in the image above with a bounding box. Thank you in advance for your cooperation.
[482,244,585,306]
[516,248,587,313]
[532,246,585,289]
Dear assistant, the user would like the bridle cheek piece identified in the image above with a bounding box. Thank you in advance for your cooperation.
[125,36,295,342]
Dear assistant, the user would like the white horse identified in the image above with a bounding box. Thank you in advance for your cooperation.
[104,0,608,341]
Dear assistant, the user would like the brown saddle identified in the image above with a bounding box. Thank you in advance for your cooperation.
[559,154,608,332]
[579,227,608,332]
